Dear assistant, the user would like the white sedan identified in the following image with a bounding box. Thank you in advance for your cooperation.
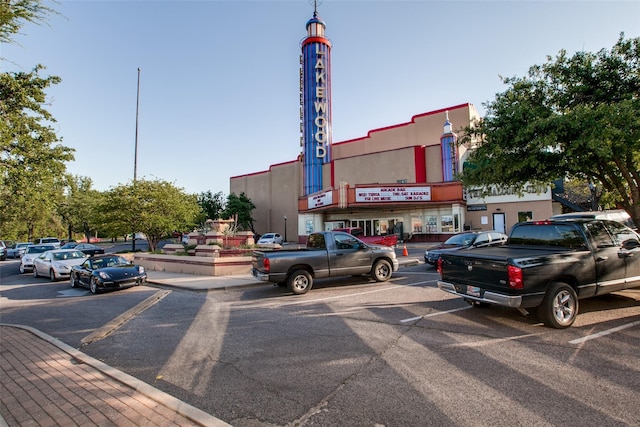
[33,249,88,281]
[19,245,56,273]
[257,233,284,245]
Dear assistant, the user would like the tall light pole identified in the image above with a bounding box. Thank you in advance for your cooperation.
[134,67,141,181]
[132,68,141,252]
[284,216,288,243]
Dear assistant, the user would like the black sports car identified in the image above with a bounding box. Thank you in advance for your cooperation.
[70,254,146,294]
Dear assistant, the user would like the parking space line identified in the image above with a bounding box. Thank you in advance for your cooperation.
[569,320,640,344]
[401,306,471,323]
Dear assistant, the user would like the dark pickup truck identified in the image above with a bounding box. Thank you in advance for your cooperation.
[252,231,399,295]
[437,218,640,328]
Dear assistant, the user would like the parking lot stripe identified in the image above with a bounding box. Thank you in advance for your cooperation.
[401,306,471,323]
[569,320,640,344]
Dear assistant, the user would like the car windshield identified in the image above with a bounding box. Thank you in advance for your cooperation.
[444,234,476,246]
[262,234,274,239]
[92,256,128,269]
[53,251,85,261]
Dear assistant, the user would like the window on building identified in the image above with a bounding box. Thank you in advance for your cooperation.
[441,215,454,232]
[425,215,438,233]
[518,211,533,222]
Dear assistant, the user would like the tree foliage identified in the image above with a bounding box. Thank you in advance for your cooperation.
[197,190,225,224]
[1,1,70,240]
[0,65,73,240]
[223,192,255,232]
[0,0,56,46]
[100,179,200,252]
[460,35,640,226]
[58,175,102,243]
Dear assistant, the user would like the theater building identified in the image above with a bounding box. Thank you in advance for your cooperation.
[229,7,553,243]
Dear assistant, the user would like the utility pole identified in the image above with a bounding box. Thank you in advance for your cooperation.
[132,68,141,252]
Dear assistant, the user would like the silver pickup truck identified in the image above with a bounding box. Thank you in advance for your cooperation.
[252,231,399,295]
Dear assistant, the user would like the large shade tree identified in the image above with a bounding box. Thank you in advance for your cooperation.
[1,1,71,240]
[197,190,226,225]
[100,179,200,252]
[58,175,102,243]
[224,192,256,233]
[460,35,640,226]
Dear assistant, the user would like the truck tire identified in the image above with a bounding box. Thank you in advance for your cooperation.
[288,270,313,295]
[371,259,392,282]
[537,282,578,329]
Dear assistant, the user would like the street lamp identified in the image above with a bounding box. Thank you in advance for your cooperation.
[132,67,141,252]
[284,216,288,243]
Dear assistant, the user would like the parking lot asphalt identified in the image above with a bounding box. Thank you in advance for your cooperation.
[0,254,422,426]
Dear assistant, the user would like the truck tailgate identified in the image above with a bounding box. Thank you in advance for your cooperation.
[440,246,563,290]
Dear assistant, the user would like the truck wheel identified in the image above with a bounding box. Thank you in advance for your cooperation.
[371,259,392,282]
[288,270,313,295]
[537,282,578,329]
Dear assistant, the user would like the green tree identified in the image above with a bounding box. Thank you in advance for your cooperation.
[101,179,200,252]
[0,66,73,240]
[223,192,256,232]
[0,0,56,46]
[1,1,70,240]
[58,175,102,243]
[197,190,225,224]
[460,35,640,226]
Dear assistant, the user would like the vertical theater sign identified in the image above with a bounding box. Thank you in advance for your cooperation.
[300,7,332,196]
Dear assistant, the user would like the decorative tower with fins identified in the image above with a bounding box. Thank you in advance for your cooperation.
[300,3,332,196]
[441,111,459,182]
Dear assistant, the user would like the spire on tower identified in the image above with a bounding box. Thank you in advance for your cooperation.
[443,110,453,134]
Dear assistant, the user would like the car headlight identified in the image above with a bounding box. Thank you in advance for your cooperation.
[98,271,111,279]
[138,266,145,274]
[53,263,70,271]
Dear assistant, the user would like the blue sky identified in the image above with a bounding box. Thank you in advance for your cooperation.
[3,0,639,195]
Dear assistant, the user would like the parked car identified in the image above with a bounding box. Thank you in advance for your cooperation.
[70,254,147,294]
[60,241,78,249]
[36,237,61,248]
[19,245,56,273]
[0,241,6,261]
[7,242,31,258]
[424,230,508,265]
[74,243,105,256]
[437,219,640,328]
[252,231,398,294]
[550,209,636,230]
[33,249,88,281]
[257,233,284,245]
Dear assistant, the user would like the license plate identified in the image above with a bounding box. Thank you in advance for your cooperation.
[466,286,481,297]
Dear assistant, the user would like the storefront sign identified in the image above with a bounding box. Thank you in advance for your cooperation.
[465,184,550,204]
[467,205,487,211]
[355,186,431,202]
[308,190,333,209]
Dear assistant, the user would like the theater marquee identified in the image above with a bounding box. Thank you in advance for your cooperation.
[356,186,431,203]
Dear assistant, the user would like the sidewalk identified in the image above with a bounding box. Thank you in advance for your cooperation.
[0,324,230,427]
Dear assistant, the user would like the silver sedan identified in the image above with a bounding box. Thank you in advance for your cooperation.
[32,249,88,281]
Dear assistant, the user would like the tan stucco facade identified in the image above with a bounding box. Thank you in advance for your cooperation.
[230,103,554,243]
